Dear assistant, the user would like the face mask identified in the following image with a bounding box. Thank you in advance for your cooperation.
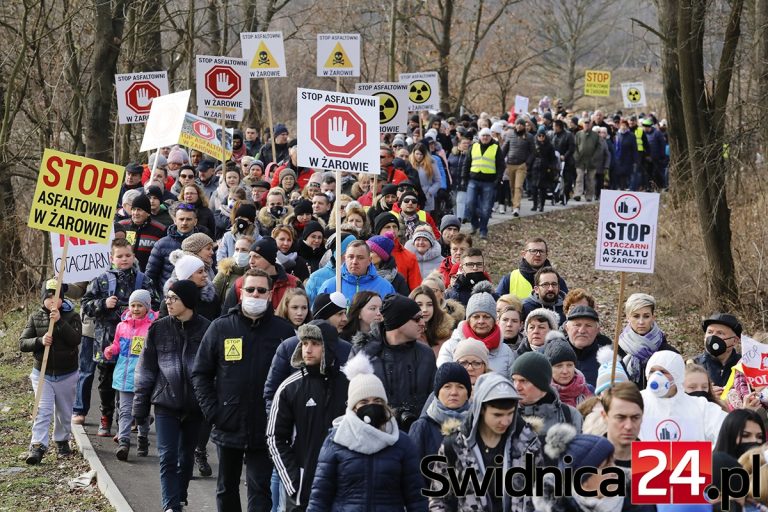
[686,390,710,400]
[235,218,250,233]
[356,403,389,429]
[705,335,728,357]
[242,297,268,317]
[234,252,250,268]
[270,206,285,218]
[735,441,763,459]
[647,371,671,398]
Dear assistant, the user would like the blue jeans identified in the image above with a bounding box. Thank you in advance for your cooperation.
[465,179,496,236]
[270,469,284,512]
[73,335,96,416]
[155,412,202,512]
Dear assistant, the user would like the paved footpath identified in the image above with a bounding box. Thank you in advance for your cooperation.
[81,195,597,510]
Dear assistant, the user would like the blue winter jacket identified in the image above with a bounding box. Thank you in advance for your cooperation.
[108,309,158,392]
[317,263,395,303]
[305,261,335,306]
[145,225,201,295]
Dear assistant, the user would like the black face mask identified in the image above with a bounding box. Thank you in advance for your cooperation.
[705,335,728,357]
[235,219,250,233]
[687,390,710,400]
[270,206,285,218]
[734,441,763,459]
[356,403,389,429]
[464,272,486,285]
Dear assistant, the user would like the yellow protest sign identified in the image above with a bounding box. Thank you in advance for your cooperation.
[584,70,611,97]
[251,41,278,69]
[179,112,233,161]
[324,42,353,69]
[224,338,242,361]
[27,149,122,244]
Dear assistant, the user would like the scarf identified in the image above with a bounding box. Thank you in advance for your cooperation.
[551,370,592,407]
[333,409,399,454]
[618,322,665,380]
[462,321,501,351]
[426,398,470,426]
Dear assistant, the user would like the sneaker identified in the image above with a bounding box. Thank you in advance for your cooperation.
[56,440,72,457]
[499,205,507,214]
[512,208,519,217]
[26,443,46,465]
[115,440,129,461]
[195,448,213,477]
[137,436,149,457]
[97,416,112,437]
[72,415,85,425]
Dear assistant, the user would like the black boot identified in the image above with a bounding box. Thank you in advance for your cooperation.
[25,443,46,465]
[195,448,213,477]
[115,439,130,461]
[137,436,149,457]
[56,440,72,457]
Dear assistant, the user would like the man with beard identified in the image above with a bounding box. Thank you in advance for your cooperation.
[521,267,566,326]
[496,237,569,299]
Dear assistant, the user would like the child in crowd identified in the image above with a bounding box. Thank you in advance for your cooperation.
[103,289,158,460]
[684,362,729,411]
[19,279,82,464]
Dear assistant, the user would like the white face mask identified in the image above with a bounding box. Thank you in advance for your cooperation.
[647,371,671,398]
[242,297,268,317]
[234,252,250,268]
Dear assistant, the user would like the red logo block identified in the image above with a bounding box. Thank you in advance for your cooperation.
[631,441,712,505]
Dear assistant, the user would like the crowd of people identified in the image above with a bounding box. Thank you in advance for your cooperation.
[19,105,766,512]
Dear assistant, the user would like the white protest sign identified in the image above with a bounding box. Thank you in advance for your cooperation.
[297,88,379,173]
[317,34,360,77]
[195,55,250,120]
[50,232,114,284]
[621,82,647,108]
[739,336,768,388]
[594,190,659,273]
[115,72,169,125]
[354,82,409,134]
[399,72,441,112]
[197,105,244,123]
[140,90,190,152]
[514,95,529,114]
[241,32,287,78]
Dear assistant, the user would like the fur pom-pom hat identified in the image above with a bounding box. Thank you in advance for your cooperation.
[594,346,630,395]
[544,423,614,471]
[342,353,387,409]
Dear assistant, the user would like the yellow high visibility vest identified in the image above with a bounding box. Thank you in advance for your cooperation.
[392,210,427,223]
[508,269,533,299]
[470,143,498,175]
[634,126,644,152]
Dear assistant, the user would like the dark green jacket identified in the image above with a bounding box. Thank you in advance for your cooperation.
[19,301,81,376]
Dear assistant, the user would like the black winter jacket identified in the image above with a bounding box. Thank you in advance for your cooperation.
[192,306,295,450]
[132,313,211,420]
[19,301,81,376]
[350,327,436,429]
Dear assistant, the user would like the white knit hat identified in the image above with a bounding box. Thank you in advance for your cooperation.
[343,353,387,409]
[453,338,490,367]
[175,255,204,280]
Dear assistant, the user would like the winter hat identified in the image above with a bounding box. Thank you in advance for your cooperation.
[536,125,547,136]
[567,305,599,322]
[515,118,526,127]
[434,362,472,397]
[440,215,461,232]
[273,123,288,136]
[279,168,297,182]
[511,352,553,393]
[312,292,347,320]
[167,148,188,165]
[374,212,400,235]
[398,191,419,208]
[367,235,394,262]
[524,308,560,332]
[250,238,278,267]
[490,121,505,134]
[293,199,313,217]
[307,172,323,186]
[145,185,164,200]
[412,228,437,247]
[644,350,685,387]
[148,152,167,168]
[235,203,257,222]
[478,128,492,137]
[181,233,214,255]
[381,294,422,331]
[41,278,68,301]
[131,193,152,214]
[125,163,144,174]
[232,130,243,141]
[543,336,577,366]
[170,279,198,310]
[453,338,490,367]
[465,288,497,322]
[702,313,742,337]
[544,423,614,472]
[248,160,265,172]
[197,159,216,173]
[298,323,323,342]
[128,289,152,311]
[175,255,204,280]
[301,221,324,241]
[343,353,388,409]
[594,346,630,395]
[381,183,398,196]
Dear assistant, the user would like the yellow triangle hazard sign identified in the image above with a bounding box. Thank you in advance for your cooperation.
[251,41,278,69]
[324,42,352,68]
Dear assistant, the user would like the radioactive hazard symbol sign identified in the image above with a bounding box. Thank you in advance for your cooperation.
[324,42,352,68]
[375,92,398,124]
[251,41,278,69]
[224,338,242,361]
[627,87,642,103]
[409,80,431,104]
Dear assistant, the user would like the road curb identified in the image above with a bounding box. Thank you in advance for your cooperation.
[72,424,134,512]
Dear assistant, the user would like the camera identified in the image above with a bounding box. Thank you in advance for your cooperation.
[394,404,418,430]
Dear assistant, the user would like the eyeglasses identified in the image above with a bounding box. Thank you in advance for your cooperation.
[402,198,418,204]
[458,360,485,369]
[243,286,269,294]
[177,203,196,210]
[180,173,195,179]
[537,282,559,289]
[463,261,484,269]
[525,249,546,255]
[165,295,179,304]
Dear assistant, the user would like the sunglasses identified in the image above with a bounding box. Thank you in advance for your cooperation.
[177,203,197,210]
[402,198,418,204]
[180,173,195,179]
[243,286,269,294]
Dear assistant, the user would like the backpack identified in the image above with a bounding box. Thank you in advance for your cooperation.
[106,270,145,298]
